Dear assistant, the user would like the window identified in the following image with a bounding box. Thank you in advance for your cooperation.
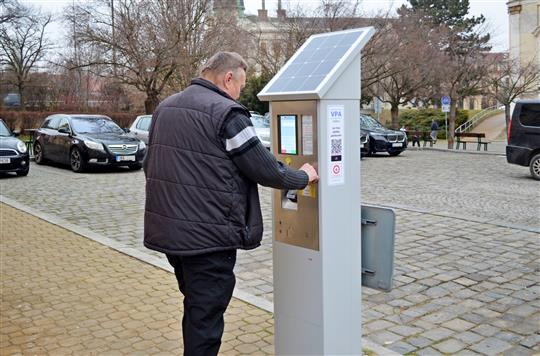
[43,116,61,129]
[519,104,540,127]
[71,117,123,134]
[58,118,70,132]
[137,116,151,131]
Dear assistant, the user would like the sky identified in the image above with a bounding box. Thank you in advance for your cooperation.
[22,0,509,53]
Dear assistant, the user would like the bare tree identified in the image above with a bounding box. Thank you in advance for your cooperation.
[0,0,27,25]
[402,0,492,148]
[0,1,51,109]
[366,11,445,128]
[65,0,223,114]
[486,57,540,130]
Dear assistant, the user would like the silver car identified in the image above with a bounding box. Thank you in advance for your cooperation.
[128,114,152,143]
[250,114,271,149]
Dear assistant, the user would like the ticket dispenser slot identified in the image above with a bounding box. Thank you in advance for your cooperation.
[273,101,319,251]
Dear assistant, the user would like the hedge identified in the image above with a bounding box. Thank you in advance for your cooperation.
[0,110,143,132]
[398,108,479,138]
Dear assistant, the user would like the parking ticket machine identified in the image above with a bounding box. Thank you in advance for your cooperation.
[258,27,378,355]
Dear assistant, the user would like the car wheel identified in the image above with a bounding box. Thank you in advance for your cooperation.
[389,151,402,157]
[34,142,45,164]
[530,153,540,181]
[128,164,142,171]
[70,147,87,173]
[16,168,29,176]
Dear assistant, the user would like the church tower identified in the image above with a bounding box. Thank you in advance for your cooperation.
[213,0,245,18]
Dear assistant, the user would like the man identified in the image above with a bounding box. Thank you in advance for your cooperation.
[143,52,318,356]
[430,119,439,144]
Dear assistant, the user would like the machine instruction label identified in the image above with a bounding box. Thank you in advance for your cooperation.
[302,115,313,155]
[327,105,345,186]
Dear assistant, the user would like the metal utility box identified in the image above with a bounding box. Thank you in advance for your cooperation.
[258,27,376,355]
[361,204,396,292]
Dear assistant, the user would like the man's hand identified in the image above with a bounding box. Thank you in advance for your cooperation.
[300,163,319,183]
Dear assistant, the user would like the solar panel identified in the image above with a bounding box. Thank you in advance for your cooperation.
[263,28,368,95]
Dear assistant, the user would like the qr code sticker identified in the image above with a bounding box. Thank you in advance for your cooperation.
[331,139,342,155]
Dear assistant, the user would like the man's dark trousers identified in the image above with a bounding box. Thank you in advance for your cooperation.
[166,250,237,356]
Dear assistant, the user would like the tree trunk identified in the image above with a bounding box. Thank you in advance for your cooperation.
[390,103,399,129]
[144,91,160,114]
[17,83,25,111]
[448,100,457,149]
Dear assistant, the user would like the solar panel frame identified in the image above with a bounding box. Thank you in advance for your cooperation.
[258,27,375,101]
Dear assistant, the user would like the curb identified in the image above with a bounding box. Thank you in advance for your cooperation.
[423,146,505,156]
[0,195,400,356]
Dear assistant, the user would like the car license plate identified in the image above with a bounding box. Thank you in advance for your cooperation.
[116,155,135,162]
[392,143,403,147]
[0,157,10,164]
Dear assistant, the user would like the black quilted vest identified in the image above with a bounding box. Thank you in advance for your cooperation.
[143,78,263,256]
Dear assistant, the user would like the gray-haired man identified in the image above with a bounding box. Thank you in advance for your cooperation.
[143,51,318,355]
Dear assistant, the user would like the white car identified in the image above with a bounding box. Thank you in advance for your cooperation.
[250,114,271,149]
[127,115,152,143]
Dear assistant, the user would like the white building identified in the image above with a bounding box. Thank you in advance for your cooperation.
[507,0,540,98]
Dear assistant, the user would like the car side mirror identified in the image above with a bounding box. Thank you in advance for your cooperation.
[12,129,20,136]
[123,128,130,133]
[58,127,70,134]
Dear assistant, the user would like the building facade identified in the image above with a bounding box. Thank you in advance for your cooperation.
[507,0,540,98]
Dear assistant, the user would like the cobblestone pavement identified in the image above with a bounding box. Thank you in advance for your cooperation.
[1,204,275,355]
[1,149,539,354]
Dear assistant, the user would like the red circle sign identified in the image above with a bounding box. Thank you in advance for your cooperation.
[332,164,340,175]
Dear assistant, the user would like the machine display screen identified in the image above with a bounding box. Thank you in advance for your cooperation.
[278,115,298,155]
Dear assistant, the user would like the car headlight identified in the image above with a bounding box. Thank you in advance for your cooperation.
[84,140,104,152]
[138,141,146,150]
[17,141,27,153]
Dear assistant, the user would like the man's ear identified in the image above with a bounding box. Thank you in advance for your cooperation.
[224,71,234,85]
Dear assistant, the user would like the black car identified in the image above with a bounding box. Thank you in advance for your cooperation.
[360,114,407,156]
[0,119,30,176]
[506,100,540,180]
[33,114,146,172]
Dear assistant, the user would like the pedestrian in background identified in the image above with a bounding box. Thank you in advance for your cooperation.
[412,127,421,147]
[430,119,439,144]
[143,51,318,356]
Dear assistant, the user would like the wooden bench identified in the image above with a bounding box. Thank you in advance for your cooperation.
[455,132,490,151]
[406,131,433,147]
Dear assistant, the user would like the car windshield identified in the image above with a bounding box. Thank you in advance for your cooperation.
[0,121,11,137]
[360,115,383,129]
[71,117,124,134]
[251,114,270,129]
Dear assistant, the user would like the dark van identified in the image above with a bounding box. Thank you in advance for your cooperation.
[506,100,540,180]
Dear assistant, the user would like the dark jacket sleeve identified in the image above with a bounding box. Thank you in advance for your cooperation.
[222,110,309,190]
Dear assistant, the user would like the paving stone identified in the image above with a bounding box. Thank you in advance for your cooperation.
[520,334,540,348]
[417,346,443,356]
[389,325,422,337]
[433,338,466,354]
[364,320,395,333]
[455,331,484,345]
[503,345,535,356]
[421,327,454,341]
[494,331,523,344]
[406,336,432,348]
[387,340,416,354]
[442,318,475,332]
[470,337,513,355]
